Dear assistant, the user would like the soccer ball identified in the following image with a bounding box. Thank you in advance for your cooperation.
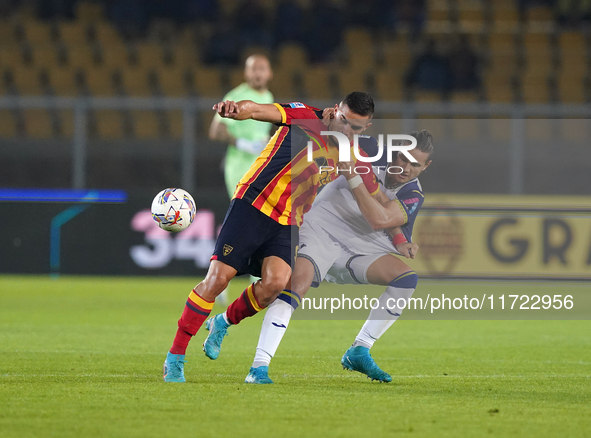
[151,188,196,232]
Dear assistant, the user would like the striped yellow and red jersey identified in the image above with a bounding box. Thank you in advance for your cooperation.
[233,102,378,227]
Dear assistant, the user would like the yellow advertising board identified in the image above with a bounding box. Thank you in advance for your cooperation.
[405,194,591,280]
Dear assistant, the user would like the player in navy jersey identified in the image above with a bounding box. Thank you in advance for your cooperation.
[243,130,433,384]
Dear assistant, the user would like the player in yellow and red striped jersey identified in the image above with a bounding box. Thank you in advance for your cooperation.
[163,92,377,382]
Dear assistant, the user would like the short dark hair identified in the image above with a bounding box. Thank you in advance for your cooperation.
[342,91,374,117]
[409,129,434,160]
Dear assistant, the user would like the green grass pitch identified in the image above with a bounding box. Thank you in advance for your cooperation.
[1,276,589,438]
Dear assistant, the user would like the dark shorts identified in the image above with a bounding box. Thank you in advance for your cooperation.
[212,198,299,277]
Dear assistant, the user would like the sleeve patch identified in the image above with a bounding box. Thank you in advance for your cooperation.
[289,102,306,108]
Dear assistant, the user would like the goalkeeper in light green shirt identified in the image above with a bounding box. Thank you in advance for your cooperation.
[209,54,274,199]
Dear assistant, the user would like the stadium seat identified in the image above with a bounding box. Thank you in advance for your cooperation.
[0,47,26,69]
[66,45,97,69]
[277,44,307,71]
[269,68,296,100]
[84,67,116,96]
[99,44,130,68]
[48,66,81,96]
[156,66,190,97]
[457,0,485,30]
[526,6,554,22]
[344,28,374,70]
[57,21,89,45]
[169,44,200,69]
[301,66,335,100]
[483,75,515,102]
[133,42,166,68]
[11,66,45,96]
[23,109,54,138]
[413,90,444,102]
[132,111,161,138]
[382,40,411,76]
[557,74,586,104]
[339,70,368,97]
[451,91,480,103]
[94,110,125,138]
[0,20,17,46]
[0,110,17,137]
[194,66,224,97]
[521,75,550,103]
[427,0,450,22]
[120,66,154,97]
[21,20,53,45]
[374,71,404,101]
[30,44,60,69]
[228,67,244,90]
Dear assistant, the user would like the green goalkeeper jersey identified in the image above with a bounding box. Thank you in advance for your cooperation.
[215,83,274,199]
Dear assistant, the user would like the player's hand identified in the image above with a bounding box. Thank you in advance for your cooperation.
[322,107,336,126]
[213,100,239,118]
[396,242,419,259]
[336,160,356,180]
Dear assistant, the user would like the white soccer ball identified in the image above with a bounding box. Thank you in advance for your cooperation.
[151,188,196,232]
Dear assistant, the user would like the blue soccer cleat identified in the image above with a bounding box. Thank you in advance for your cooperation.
[203,314,230,360]
[163,352,186,382]
[341,346,392,382]
[245,366,274,384]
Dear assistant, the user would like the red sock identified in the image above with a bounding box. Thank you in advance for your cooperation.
[170,289,214,355]
[226,283,265,325]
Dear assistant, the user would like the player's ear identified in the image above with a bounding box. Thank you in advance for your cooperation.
[423,159,432,171]
[364,121,372,131]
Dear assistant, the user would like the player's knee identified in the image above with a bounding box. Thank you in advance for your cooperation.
[258,275,289,307]
[202,271,231,295]
[389,271,418,289]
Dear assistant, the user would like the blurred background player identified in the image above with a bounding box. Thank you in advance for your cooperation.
[209,54,274,201]
[208,54,274,304]
[244,131,433,384]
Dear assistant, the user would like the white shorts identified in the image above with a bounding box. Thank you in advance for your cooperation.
[298,220,391,287]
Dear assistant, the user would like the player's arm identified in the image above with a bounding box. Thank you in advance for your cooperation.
[387,226,419,259]
[337,162,406,230]
[212,100,282,123]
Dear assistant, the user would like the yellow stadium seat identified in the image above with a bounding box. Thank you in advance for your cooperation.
[339,70,368,96]
[84,67,116,96]
[0,110,17,137]
[277,44,307,71]
[134,42,165,68]
[484,75,514,102]
[67,45,96,68]
[557,74,585,104]
[93,22,123,45]
[374,71,404,101]
[194,66,223,97]
[0,47,26,69]
[11,66,44,96]
[120,66,153,97]
[169,44,200,69]
[58,21,88,45]
[269,68,296,101]
[344,28,374,70]
[132,111,161,138]
[99,44,130,68]
[0,20,17,46]
[48,66,80,96]
[382,40,411,76]
[21,20,53,45]
[427,0,449,22]
[156,66,190,97]
[23,109,54,138]
[94,110,125,138]
[521,75,550,103]
[30,45,60,68]
[301,66,334,100]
